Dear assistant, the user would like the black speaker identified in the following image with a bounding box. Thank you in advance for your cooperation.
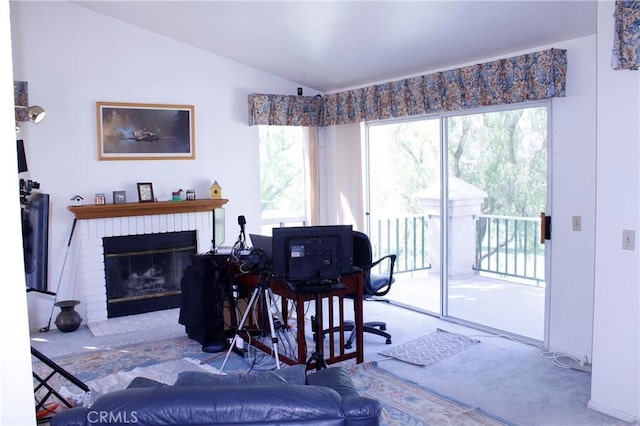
[179,254,228,351]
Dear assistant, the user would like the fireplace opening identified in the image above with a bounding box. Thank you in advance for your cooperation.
[103,231,197,318]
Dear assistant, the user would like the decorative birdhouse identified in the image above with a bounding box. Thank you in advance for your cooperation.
[70,195,84,206]
[210,181,222,199]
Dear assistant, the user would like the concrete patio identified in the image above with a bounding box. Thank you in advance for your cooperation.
[385,270,546,341]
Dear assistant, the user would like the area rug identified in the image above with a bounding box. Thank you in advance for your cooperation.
[48,357,514,426]
[31,334,250,403]
[348,361,513,426]
[378,328,480,366]
[83,357,224,398]
[32,335,206,383]
[33,335,512,425]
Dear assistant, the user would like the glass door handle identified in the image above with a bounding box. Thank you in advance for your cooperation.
[540,212,551,244]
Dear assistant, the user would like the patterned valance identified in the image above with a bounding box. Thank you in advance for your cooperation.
[248,48,566,127]
[248,94,323,127]
[612,0,640,70]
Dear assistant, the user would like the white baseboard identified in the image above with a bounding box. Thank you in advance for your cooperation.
[587,400,639,423]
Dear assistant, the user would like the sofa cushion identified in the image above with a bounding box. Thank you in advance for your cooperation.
[174,363,307,387]
[306,366,360,399]
[126,376,168,389]
[77,385,346,425]
[307,367,383,424]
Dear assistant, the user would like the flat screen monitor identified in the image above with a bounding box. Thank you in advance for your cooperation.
[22,192,50,293]
[272,225,353,284]
[17,139,27,173]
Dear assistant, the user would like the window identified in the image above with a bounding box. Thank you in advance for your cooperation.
[258,126,312,234]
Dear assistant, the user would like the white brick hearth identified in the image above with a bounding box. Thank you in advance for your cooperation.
[75,212,213,334]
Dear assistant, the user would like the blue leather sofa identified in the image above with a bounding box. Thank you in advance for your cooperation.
[51,365,381,425]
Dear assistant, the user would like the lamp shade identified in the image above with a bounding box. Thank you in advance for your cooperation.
[27,105,46,123]
[16,105,46,124]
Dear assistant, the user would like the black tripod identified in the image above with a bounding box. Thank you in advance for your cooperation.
[220,272,281,373]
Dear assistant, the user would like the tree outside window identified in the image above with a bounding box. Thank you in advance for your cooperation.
[258,126,308,234]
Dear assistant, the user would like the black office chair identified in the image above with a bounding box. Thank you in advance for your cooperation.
[342,230,397,348]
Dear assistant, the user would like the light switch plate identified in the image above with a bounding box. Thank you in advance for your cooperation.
[572,216,581,232]
[623,229,635,251]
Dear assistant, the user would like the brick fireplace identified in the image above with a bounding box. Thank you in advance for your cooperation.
[68,199,228,327]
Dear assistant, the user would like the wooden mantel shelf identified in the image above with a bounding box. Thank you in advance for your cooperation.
[68,198,229,220]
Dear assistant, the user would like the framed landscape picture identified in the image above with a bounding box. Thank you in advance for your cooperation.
[97,102,195,161]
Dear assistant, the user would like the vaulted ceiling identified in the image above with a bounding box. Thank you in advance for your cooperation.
[73,1,597,93]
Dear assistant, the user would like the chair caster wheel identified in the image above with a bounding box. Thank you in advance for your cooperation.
[345,344,352,350]
[385,338,392,344]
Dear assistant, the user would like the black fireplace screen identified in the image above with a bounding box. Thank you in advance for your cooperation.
[103,231,197,318]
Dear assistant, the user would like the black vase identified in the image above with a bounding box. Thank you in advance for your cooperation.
[54,300,83,332]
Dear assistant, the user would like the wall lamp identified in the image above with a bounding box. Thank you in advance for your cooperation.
[16,105,46,124]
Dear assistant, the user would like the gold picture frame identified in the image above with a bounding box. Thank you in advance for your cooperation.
[137,182,155,203]
[97,102,195,161]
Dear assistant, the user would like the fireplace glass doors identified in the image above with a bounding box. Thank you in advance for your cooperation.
[103,231,197,318]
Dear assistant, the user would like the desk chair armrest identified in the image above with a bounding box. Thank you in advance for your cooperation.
[367,254,396,297]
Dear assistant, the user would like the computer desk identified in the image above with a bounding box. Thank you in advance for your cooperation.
[230,267,364,369]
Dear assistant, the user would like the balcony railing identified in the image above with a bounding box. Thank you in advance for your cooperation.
[474,214,545,284]
[264,213,545,285]
[369,215,431,273]
[369,214,545,284]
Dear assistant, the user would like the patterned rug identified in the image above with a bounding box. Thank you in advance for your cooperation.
[33,334,511,425]
[348,362,512,425]
[84,358,223,398]
[32,335,206,383]
[378,328,480,366]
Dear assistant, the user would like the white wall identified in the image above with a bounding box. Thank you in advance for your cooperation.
[9,1,317,329]
[589,1,640,421]
[1,0,37,423]
[547,35,597,362]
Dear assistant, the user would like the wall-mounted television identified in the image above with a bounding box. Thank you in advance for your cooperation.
[272,225,353,285]
[22,192,50,293]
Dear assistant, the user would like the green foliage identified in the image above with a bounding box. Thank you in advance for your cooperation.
[368,119,440,216]
[258,126,304,216]
[368,106,547,219]
[447,107,547,217]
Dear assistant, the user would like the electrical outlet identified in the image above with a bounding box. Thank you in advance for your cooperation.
[623,229,636,251]
[572,215,581,232]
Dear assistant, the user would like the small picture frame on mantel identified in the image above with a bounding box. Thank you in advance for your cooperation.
[137,182,155,203]
[113,190,127,204]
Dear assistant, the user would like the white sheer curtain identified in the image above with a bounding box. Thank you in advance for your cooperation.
[317,122,365,230]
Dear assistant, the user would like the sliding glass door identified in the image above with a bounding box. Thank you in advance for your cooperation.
[366,117,441,315]
[365,103,549,341]
[445,106,548,340]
